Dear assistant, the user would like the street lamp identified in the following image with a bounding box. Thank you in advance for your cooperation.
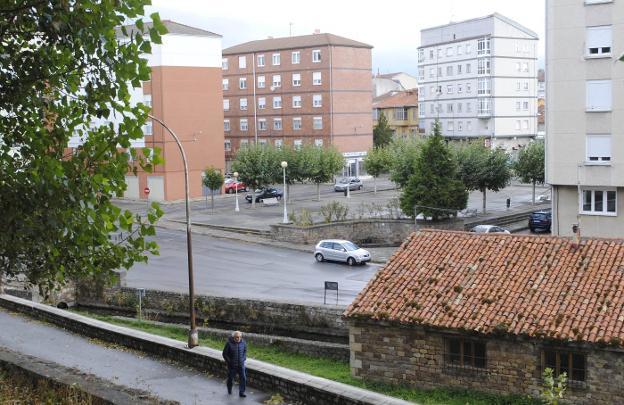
[281,161,288,223]
[148,114,198,349]
[233,171,240,212]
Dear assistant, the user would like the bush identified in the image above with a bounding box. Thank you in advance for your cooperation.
[320,201,349,223]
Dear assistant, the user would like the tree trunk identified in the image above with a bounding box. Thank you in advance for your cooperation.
[482,188,487,214]
[317,183,321,202]
[211,190,215,213]
[532,180,536,205]
[374,176,377,194]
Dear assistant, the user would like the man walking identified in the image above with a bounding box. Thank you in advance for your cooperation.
[222,330,247,397]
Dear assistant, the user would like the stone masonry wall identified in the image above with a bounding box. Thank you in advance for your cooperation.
[349,320,624,404]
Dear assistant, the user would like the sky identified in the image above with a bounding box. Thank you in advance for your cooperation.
[146,0,545,76]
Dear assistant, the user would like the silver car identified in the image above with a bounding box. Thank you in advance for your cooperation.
[334,177,363,192]
[469,225,510,234]
[314,239,371,266]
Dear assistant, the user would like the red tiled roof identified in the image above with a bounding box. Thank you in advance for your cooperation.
[373,90,418,109]
[345,230,624,345]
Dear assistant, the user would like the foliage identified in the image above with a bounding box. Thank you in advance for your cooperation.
[373,112,394,147]
[288,209,313,227]
[231,143,281,206]
[320,201,349,223]
[513,141,545,204]
[400,122,468,219]
[364,146,391,194]
[307,146,344,201]
[455,141,512,213]
[0,369,93,404]
[388,136,422,188]
[202,166,224,211]
[0,1,165,292]
[541,368,567,405]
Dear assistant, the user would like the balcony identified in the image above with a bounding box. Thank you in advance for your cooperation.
[477,109,492,118]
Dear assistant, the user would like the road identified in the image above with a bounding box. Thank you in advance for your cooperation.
[124,228,381,306]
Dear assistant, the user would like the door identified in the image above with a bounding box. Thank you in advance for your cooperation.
[332,242,347,262]
[124,176,139,199]
[147,176,165,202]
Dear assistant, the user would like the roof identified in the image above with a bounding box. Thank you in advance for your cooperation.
[421,13,538,40]
[223,33,372,55]
[345,230,624,345]
[373,90,418,109]
[117,20,221,38]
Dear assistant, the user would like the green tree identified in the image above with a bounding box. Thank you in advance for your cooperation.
[231,143,281,207]
[202,167,224,212]
[373,112,394,147]
[455,141,512,214]
[541,368,567,405]
[278,144,307,203]
[308,146,344,201]
[400,122,468,219]
[388,136,422,188]
[0,1,165,293]
[363,146,391,194]
[513,140,545,204]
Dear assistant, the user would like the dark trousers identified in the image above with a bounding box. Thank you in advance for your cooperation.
[227,365,246,394]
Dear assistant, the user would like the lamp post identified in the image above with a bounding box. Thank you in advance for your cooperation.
[148,114,198,348]
[234,171,240,212]
[281,161,288,223]
[346,163,351,199]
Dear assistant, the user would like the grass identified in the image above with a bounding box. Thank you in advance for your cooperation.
[76,311,540,405]
[0,369,93,404]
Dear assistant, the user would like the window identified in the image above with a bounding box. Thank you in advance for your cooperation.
[313,72,322,85]
[258,118,267,130]
[477,78,490,95]
[258,139,267,145]
[292,95,302,108]
[272,53,280,65]
[222,58,228,70]
[466,102,472,113]
[294,139,303,150]
[240,118,248,131]
[438,67,443,77]
[418,49,425,62]
[312,49,321,62]
[429,49,434,59]
[273,96,282,109]
[457,103,463,113]
[143,121,152,135]
[586,135,611,162]
[516,101,522,111]
[394,108,407,120]
[517,81,522,91]
[446,66,453,76]
[457,64,462,75]
[477,38,490,55]
[466,121,472,131]
[315,139,323,147]
[522,62,529,72]
[275,139,283,148]
[457,84,463,93]
[466,44,472,54]
[447,121,454,131]
[478,98,491,115]
[457,45,463,55]
[223,99,230,111]
[430,104,435,114]
[224,139,231,151]
[477,58,490,75]
[292,73,301,87]
[447,103,453,113]
[523,101,529,111]
[466,83,471,93]
[257,54,265,67]
[313,116,322,130]
[446,47,453,56]
[292,51,301,64]
[516,62,522,72]
[238,56,246,69]
[418,103,424,117]
[587,26,611,56]
[293,117,302,130]
[437,48,442,58]
[458,121,463,131]
[224,119,230,131]
[524,81,529,90]
[429,67,435,78]
[515,120,521,130]
[240,139,249,147]
[447,85,454,94]
[466,63,471,74]
[446,338,486,368]
[418,86,425,97]
[239,98,247,111]
[239,77,247,89]
[272,74,281,88]
[257,75,265,88]
[542,349,587,382]
[313,94,322,107]
[273,118,282,130]
[258,97,266,109]
[586,80,612,111]
[418,67,425,81]
[222,79,229,90]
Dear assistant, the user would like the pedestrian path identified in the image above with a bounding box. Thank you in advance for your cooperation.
[0,308,269,404]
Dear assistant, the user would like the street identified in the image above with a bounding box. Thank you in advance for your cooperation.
[125,228,380,306]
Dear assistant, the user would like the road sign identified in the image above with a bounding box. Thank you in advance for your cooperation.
[144,187,150,196]
[324,281,339,305]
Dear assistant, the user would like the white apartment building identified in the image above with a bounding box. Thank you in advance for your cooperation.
[417,13,539,150]
[547,0,624,237]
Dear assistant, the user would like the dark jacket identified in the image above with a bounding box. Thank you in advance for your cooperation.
[222,336,247,368]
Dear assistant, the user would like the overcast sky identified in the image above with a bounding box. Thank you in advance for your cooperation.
[147,0,545,76]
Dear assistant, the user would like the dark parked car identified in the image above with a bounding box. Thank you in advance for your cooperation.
[529,210,552,233]
[245,188,283,203]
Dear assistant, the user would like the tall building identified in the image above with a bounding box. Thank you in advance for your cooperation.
[221,33,373,176]
[417,13,539,150]
[547,0,623,237]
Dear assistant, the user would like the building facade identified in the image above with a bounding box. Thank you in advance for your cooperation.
[221,33,373,176]
[417,13,538,150]
[547,0,624,237]
[372,90,420,138]
[372,72,418,97]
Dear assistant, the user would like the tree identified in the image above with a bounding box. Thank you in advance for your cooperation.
[363,146,391,194]
[0,1,165,293]
[231,143,281,208]
[278,144,305,203]
[388,136,422,188]
[400,122,468,219]
[455,141,512,214]
[202,167,224,212]
[308,146,344,201]
[513,140,545,204]
[373,112,393,148]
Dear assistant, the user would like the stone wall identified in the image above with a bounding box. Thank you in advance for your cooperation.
[271,218,463,246]
[349,320,624,404]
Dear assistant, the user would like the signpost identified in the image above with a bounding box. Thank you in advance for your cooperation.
[324,281,339,305]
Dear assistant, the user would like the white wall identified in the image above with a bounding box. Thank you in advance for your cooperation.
[148,34,222,68]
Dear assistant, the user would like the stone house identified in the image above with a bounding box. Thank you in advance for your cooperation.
[344,230,624,403]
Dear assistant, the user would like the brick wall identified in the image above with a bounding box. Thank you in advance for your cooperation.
[349,320,624,404]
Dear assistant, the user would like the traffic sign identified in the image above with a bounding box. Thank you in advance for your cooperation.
[144,187,150,196]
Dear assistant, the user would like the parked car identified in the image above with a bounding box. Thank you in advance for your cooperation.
[224,180,247,194]
[334,177,363,192]
[529,210,552,233]
[314,239,371,266]
[245,188,283,203]
[469,225,511,234]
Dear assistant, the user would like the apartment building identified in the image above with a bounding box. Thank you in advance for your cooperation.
[417,13,539,150]
[372,72,418,97]
[221,33,373,175]
[547,0,624,237]
[372,90,420,138]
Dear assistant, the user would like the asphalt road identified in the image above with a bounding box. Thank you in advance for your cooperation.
[124,228,381,306]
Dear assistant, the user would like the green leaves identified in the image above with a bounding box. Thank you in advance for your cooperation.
[513,140,545,185]
[373,112,393,148]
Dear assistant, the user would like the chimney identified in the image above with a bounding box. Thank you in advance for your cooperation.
[571,224,581,250]
[313,29,320,35]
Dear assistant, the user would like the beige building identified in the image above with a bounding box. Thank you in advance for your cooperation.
[372,90,420,138]
[546,0,624,237]
[221,33,373,176]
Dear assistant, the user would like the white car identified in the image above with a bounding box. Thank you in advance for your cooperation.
[469,225,510,234]
[334,177,363,192]
[314,239,371,266]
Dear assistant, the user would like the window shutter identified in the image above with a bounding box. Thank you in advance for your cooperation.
[587,135,611,160]
[586,80,612,111]
[586,26,611,51]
